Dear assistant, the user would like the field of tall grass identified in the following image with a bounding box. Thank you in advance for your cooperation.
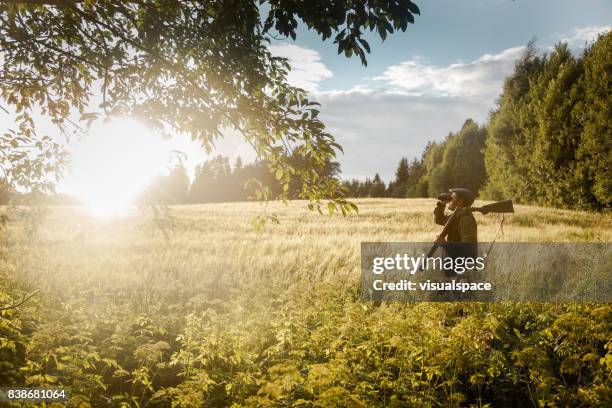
[1,199,610,407]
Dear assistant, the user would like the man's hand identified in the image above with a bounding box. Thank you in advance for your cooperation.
[434,200,449,226]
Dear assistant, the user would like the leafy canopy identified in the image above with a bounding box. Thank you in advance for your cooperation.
[0,0,420,213]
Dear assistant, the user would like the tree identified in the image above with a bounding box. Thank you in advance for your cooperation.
[143,164,190,205]
[388,157,409,198]
[189,156,234,203]
[188,155,290,203]
[423,140,445,197]
[0,0,421,214]
[428,119,487,195]
[405,158,427,198]
[482,34,610,210]
[575,32,611,208]
[370,173,386,197]
[482,41,546,203]
[529,43,584,208]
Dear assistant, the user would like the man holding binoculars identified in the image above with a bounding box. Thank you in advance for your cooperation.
[432,188,479,289]
[434,188,478,243]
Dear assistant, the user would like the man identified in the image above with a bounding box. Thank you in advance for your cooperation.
[433,188,478,289]
[434,188,477,243]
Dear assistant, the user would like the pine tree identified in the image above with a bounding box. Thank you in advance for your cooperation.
[405,158,427,197]
[370,174,386,197]
[390,157,410,197]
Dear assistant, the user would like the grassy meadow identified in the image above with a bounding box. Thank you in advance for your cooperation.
[1,199,611,407]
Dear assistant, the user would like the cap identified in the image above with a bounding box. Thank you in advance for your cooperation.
[449,188,475,206]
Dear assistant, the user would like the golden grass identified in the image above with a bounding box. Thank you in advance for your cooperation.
[3,198,609,307]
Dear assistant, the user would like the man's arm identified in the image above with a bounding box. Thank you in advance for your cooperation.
[434,201,449,226]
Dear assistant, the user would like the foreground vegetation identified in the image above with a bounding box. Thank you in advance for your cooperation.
[1,199,611,407]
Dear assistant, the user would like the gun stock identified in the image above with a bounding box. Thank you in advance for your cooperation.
[470,199,514,215]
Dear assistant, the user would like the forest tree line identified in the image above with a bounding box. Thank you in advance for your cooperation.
[342,33,610,210]
[4,33,608,210]
[147,33,609,210]
[141,154,341,205]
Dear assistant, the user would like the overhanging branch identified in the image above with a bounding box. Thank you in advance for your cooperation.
[0,0,82,6]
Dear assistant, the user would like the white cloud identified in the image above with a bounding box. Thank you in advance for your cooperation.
[314,89,492,181]
[559,25,611,47]
[269,43,333,92]
[312,46,534,181]
[373,46,525,99]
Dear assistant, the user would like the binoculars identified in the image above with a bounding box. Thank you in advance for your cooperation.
[437,192,515,214]
[437,192,453,202]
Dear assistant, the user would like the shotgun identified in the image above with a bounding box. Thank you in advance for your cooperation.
[425,200,514,258]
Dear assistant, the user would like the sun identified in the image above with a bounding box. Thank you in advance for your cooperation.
[60,118,171,217]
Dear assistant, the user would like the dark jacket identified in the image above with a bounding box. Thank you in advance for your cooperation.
[433,203,478,282]
[434,203,478,243]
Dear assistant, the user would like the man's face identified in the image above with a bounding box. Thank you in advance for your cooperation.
[448,192,464,210]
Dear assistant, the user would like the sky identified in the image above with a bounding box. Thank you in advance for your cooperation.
[1,0,611,198]
[270,0,612,181]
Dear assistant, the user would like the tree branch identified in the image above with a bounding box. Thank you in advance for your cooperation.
[0,289,39,311]
[0,0,82,6]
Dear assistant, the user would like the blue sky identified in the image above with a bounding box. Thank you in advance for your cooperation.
[264,0,611,181]
[293,0,612,92]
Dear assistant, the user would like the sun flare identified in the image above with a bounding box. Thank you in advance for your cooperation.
[60,119,171,217]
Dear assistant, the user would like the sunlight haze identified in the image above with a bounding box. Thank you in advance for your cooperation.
[60,119,171,217]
